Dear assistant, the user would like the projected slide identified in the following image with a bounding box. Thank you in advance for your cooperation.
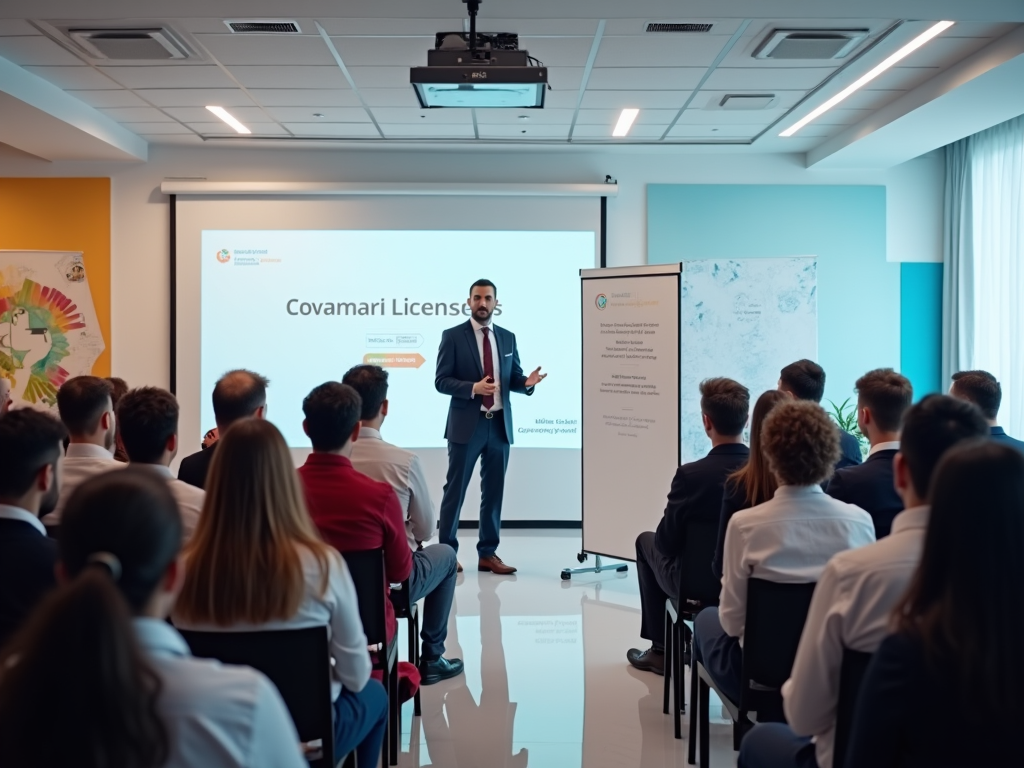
[200,230,593,449]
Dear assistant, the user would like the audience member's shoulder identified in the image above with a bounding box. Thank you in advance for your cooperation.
[152,651,280,715]
[823,494,873,520]
[171,476,206,499]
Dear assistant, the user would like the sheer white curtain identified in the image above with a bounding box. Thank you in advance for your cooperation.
[944,114,1024,435]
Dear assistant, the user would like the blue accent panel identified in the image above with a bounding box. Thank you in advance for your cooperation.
[648,184,897,407]
[900,262,943,398]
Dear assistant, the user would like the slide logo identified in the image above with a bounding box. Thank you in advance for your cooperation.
[595,294,608,310]
[215,249,231,264]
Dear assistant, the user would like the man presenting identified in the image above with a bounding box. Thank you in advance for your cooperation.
[435,279,545,574]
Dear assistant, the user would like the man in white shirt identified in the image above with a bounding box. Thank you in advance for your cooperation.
[116,387,205,540]
[48,376,123,531]
[738,394,989,768]
[693,401,875,705]
[343,364,459,674]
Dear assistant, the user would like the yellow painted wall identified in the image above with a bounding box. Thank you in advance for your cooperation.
[0,178,111,376]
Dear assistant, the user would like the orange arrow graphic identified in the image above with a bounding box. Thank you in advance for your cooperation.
[363,352,426,369]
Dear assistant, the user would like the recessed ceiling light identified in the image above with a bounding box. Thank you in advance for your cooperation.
[612,108,640,137]
[313,112,325,118]
[205,105,251,134]
[519,115,529,120]
[779,20,954,137]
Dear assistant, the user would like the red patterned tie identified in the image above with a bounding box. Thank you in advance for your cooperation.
[481,327,495,411]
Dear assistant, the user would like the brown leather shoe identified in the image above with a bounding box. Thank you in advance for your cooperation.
[457,560,464,573]
[478,555,517,574]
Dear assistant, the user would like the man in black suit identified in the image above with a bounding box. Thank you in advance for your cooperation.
[627,378,750,675]
[0,409,67,647]
[177,369,269,489]
[950,369,1024,453]
[826,368,912,538]
[778,359,863,470]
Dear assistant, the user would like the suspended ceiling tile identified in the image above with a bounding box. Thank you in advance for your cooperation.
[537,89,580,108]
[594,35,730,68]
[0,36,83,65]
[474,19,602,36]
[330,37,430,67]
[371,107,472,123]
[359,87,425,107]
[226,65,346,89]
[547,66,584,91]
[161,105,278,123]
[23,65,119,89]
[674,108,785,125]
[478,124,570,139]
[474,107,576,124]
[134,88,258,107]
[316,19,464,36]
[67,89,149,108]
[245,88,360,107]
[382,123,476,137]
[575,107,679,124]
[98,106,177,122]
[282,122,382,137]
[572,123,669,138]
[579,90,687,109]
[704,66,839,90]
[98,65,235,89]
[264,106,371,122]
[195,34,336,66]
[186,121,290,136]
[667,123,759,139]
[347,66,414,89]
[517,37,596,67]
[586,67,705,90]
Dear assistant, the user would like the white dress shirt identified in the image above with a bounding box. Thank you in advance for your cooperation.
[48,443,123,526]
[470,317,503,412]
[134,618,306,768]
[867,440,901,457]
[349,426,435,551]
[719,484,876,641]
[0,504,45,535]
[135,464,204,542]
[782,505,929,768]
[173,545,371,702]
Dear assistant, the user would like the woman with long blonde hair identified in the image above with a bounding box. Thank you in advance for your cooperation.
[172,418,387,767]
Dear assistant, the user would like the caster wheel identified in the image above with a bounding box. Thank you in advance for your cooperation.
[616,565,628,572]
[576,552,587,563]
[560,570,571,580]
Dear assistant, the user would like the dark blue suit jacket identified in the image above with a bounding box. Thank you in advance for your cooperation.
[435,320,532,445]
[826,448,902,538]
[991,426,1024,453]
[0,518,57,649]
[836,430,864,471]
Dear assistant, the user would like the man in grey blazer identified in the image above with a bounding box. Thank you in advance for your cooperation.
[435,279,545,574]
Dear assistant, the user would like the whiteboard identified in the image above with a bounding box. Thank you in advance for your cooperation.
[581,268,680,561]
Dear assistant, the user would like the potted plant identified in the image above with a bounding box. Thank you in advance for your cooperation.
[827,397,869,460]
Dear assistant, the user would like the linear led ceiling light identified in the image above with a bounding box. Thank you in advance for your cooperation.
[613,108,640,137]
[205,105,251,134]
[779,20,954,137]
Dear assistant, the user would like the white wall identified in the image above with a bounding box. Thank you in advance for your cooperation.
[0,142,943,388]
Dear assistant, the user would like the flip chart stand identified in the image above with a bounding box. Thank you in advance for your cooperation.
[560,552,628,581]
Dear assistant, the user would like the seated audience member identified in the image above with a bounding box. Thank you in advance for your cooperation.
[48,376,122,530]
[299,382,464,684]
[0,410,66,648]
[178,369,269,489]
[0,469,307,768]
[0,376,10,415]
[117,387,204,540]
[342,365,461,682]
[693,401,875,703]
[778,360,862,470]
[713,390,788,579]
[826,369,913,538]
[846,441,1024,768]
[627,378,750,675]
[739,394,988,768]
[949,369,1024,451]
[173,419,386,765]
[105,376,129,462]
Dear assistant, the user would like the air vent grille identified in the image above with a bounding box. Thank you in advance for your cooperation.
[645,22,713,33]
[226,21,301,34]
[753,29,868,60]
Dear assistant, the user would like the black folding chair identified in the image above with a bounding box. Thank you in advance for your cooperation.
[689,579,817,766]
[833,649,872,768]
[389,577,422,717]
[178,626,347,768]
[663,519,721,739]
[345,548,400,767]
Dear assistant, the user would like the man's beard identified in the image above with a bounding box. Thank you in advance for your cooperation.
[474,306,494,322]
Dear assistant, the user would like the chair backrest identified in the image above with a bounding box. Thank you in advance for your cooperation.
[742,578,817,693]
[833,649,873,768]
[179,626,333,768]
[342,548,388,648]
[677,519,723,610]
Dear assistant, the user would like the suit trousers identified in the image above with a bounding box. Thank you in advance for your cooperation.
[738,723,818,768]
[438,411,510,558]
[635,531,681,647]
[693,606,744,704]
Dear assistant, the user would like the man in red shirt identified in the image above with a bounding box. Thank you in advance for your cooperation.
[299,382,464,684]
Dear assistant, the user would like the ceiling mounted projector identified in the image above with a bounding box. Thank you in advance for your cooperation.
[410,0,548,108]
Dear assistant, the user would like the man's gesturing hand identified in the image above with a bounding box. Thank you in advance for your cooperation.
[525,367,547,388]
[472,376,497,396]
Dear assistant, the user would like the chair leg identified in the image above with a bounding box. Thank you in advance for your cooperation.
[381,664,391,768]
[412,613,422,718]
[677,622,686,717]
[699,675,711,767]
[688,663,699,764]
[388,662,400,766]
[663,608,672,715]
[673,623,683,739]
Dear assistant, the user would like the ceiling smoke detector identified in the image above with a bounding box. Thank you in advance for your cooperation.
[225,20,301,34]
[68,27,191,60]
[753,29,869,60]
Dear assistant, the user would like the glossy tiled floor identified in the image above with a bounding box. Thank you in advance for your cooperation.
[395,530,739,768]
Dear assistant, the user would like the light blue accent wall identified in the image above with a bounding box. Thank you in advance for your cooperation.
[900,262,943,398]
[648,184,899,409]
